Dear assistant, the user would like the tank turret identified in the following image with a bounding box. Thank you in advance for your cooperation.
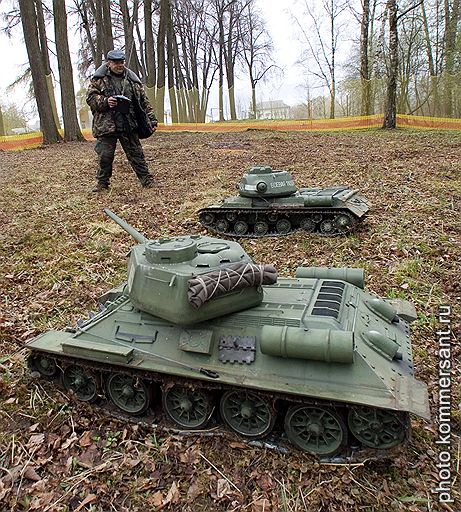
[199,165,371,237]
[105,209,276,325]
[238,165,298,198]
[26,211,429,457]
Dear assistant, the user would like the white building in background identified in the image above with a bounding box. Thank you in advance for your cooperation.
[11,127,32,134]
[256,100,291,120]
[26,120,40,132]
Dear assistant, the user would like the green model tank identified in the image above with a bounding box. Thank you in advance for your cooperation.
[198,165,371,237]
[26,210,428,456]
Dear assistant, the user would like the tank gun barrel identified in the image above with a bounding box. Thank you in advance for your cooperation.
[104,209,147,244]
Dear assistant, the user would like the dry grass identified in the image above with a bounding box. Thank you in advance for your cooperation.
[0,129,460,511]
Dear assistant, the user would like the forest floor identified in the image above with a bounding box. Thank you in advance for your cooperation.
[0,129,460,512]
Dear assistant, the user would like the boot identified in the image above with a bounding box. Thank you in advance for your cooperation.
[141,175,155,188]
[92,181,110,192]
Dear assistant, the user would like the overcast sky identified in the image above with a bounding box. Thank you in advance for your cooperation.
[0,0,346,120]
[252,1,303,104]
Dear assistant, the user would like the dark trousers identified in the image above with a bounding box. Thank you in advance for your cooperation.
[95,132,150,184]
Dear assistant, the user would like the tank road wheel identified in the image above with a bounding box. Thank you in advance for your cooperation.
[284,405,347,456]
[348,407,407,449]
[220,390,275,438]
[29,354,58,378]
[215,218,229,233]
[300,217,316,233]
[312,213,323,223]
[226,211,237,222]
[63,365,98,402]
[163,386,213,429]
[334,214,353,233]
[275,219,291,235]
[200,212,215,226]
[254,221,269,236]
[267,212,278,223]
[106,373,151,415]
[233,220,249,236]
[319,218,335,235]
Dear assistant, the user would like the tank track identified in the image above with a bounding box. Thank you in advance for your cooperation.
[28,351,410,458]
[198,207,359,238]
[96,402,403,463]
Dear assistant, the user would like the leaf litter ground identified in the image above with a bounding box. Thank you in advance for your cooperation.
[0,130,460,511]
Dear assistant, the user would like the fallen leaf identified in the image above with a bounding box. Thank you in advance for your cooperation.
[61,432,78,450]
[75,493,97,512]
[150,491,163,507]
[28,434,45,447]
[217,478,231,498]
[252,498,272,512]
[79,445,100,466]
[23,467,41,481]
[164,480,180,505]
[79,431,93,447]
[186,481,202,501]
[125,457,141,468]
[1,466,21,484]
[257,474,275,492]
[179,445,201,465]
[229,442,246,449]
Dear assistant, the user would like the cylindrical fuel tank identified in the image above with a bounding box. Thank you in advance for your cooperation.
[295,267,365,289]
[260,326,354,363]
[301,195,333,207]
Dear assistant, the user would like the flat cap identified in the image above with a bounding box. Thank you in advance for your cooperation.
[106,49,125,61]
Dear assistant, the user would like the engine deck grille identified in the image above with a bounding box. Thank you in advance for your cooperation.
[311,281,345,319]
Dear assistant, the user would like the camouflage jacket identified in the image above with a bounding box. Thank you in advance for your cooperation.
[86,64,157,138]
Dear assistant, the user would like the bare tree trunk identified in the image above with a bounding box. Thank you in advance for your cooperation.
[53,0,85,141]
[224,2,237,120]
[75,0,98,67]
[251,84,256,118]
[92,0,104,63]
[167,0,219,123]
[156,0,168,123]
[165,0,178,123]
[85,0,113,66]
[120,0,142,76]
[238,1,275,120]
[360,0,372,116]
[101,0,113,53]
[218,17,225,121]
[144,0,156,107]
[420,1,438,116]
[0,106,5,136]
[383,0,398,129]
[443,0,459,116]
[296,0,344,120]
[19,0,62,143]
[35,0,61,129]
[171,34,188,122]
[218,53,224,119]
[176,16,194,122]
[329,0,335,119]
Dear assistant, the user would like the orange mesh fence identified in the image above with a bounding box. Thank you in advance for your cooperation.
[2,114,461,151]
[0,132,44,151]
[397,114,461,130]
[156,115,384,132]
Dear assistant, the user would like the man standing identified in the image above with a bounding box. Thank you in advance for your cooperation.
[86,49,157,192]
